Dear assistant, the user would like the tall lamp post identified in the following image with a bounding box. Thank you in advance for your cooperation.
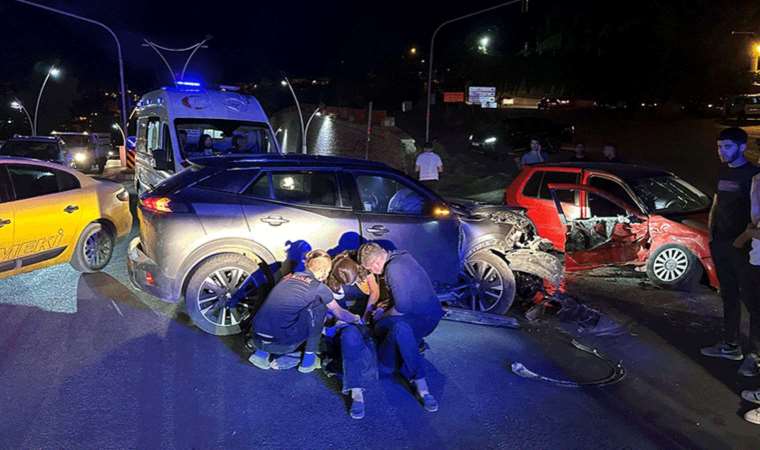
[10,100,34,135]
[304,107,322,147]
[281,76,306,154]
[112,123,126,145]
[33,66,60,135]
[424,0,524,142]
[17,0,128,140]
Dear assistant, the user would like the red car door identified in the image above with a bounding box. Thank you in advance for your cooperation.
[509,168,581,251]
[548,183,650,271]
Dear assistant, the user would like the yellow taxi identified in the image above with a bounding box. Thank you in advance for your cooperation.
[0,157,132,279]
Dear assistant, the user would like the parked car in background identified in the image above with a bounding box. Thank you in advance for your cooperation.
[0,157,131,279]
[0,135,71,166]
[504,162,715,291]
[51,131,112,174]
[468,117,575,155]
[128,154,562,336]
[723,94,760,122]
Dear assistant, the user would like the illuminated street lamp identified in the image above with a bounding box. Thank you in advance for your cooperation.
[425,0,523,142]
[304,108,322,147]
[280,76,306,154]
[410,47,418,56]
[10,100,34,134]
[32,65,61,135]
[478,36,490,54]
[112,123,126,145]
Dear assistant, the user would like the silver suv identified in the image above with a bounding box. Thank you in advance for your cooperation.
[127,154,562,335]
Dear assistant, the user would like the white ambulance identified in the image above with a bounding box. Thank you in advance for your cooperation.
[133,82,281,195]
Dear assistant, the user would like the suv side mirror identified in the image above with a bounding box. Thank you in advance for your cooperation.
[153,149,171,171]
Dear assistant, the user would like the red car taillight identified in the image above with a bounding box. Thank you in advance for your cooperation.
[140,196,189,214]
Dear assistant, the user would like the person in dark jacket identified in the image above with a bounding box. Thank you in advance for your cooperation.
[249,250,360,372]
[358,243,445,413]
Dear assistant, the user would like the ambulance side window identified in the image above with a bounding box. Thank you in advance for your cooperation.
[162,124,174,166]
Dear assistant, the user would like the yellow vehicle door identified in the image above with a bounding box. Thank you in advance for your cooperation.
[6,164,86,270]
[0,168,16,275]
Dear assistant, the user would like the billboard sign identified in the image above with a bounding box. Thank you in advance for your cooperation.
[443,92,465,103]
[468,86,497,107]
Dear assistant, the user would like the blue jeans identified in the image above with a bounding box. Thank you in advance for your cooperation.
[374,314,440,381]
[333,325,378,393]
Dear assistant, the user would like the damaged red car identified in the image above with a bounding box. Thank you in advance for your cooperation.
[504,163,716,291]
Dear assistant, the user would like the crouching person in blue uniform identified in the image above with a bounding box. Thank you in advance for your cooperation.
[358,243,445,412]
[324,251,380,419]
[249,250,361,372]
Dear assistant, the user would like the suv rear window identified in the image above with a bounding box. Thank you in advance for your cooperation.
[197,168,259,194]
[1,140,61,162]
[148,166,209,197]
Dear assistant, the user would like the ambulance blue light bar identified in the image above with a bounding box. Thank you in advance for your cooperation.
[176,80,202,87]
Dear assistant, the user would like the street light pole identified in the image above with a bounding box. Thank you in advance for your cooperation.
[32,67,59,135]
[425,0,523,143]
[112,123,126,145]
[304,107,322,147]
[17,0,128,141]
[281,76,306,154]
[10,100,34,135]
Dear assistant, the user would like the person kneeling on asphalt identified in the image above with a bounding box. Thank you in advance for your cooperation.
[358,243,445,413]
[249,250,361,372]
[323,252,380,420]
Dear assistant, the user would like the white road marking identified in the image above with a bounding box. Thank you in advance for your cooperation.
[110,299,124,317]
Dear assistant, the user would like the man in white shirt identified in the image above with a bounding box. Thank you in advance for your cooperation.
[415,142,443,190]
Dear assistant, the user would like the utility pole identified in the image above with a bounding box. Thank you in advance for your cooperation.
[16,0,128,142]
[425,0,524,143]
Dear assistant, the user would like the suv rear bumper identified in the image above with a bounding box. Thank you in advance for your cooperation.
[127,237,180,302]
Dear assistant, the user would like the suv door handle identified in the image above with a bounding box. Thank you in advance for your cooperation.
[0,219,10,228]
[64,205,79,214]
[365,224,390,236]
[260,215,289,226]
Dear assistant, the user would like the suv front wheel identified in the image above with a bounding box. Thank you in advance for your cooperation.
[185,253,261,336]
[460,250,516,315]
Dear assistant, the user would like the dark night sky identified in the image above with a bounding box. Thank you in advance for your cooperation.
[0,0,516,90]
[1,0,759,111]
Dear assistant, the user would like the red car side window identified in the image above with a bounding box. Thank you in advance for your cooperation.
[522,171,543,198]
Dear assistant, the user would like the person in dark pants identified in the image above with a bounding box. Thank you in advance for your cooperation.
[701,127,760,378]
[323,252,379,420]
[358,243,445,413]
[249,250,360,372]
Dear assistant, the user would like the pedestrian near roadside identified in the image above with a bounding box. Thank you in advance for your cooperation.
[249,250,361,372]
[700,128,760,377]
[519,138,548,168]
[415,142,443,191]
[602,143,624,163]
[573,143,587,161]
[358,243,445,413]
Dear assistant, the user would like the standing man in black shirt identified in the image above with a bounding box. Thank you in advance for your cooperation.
[701,127,760,377]
[249,250,360,372]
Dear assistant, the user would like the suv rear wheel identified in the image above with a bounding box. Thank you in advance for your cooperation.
[185,253,262,336]
[460,250,516,315]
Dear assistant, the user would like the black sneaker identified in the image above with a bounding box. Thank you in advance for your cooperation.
[739,353,760,377]
[700,342,743,361]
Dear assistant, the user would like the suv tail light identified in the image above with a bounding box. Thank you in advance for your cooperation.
[140,196,190,214]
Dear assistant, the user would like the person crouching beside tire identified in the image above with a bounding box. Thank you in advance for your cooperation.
[358,243,445,413]
[248,250,361,372]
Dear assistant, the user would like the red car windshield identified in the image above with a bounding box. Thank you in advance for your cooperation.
[625,175,710,214]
